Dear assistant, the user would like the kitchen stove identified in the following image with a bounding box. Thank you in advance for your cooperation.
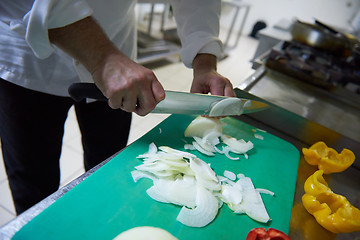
[265,41,360,98]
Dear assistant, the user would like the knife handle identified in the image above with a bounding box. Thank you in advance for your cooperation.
[68,83,107,102]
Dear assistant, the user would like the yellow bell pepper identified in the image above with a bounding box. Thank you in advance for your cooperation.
[302,141,355,174]
[302,170,360,233]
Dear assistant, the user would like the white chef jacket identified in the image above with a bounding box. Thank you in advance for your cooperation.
[0,0,223,97]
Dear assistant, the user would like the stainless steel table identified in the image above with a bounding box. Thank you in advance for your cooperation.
[1,69,360,238]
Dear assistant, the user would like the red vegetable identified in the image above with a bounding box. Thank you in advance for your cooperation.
[246,228,291,240]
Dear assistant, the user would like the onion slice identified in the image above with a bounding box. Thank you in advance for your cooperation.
[176,185,219,227]
[223,170,236,181]
[233,176,270,223]
[192,141,215,156]
[133,143,273,227]
[221,135,254,154]
[254,133,264,140]
[256,188,275,196]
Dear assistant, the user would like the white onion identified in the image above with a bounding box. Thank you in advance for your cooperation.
[192,141,215,156]
[220,185,242,205]
[223,170,236,181]
[176,185,219,227]
[190,158,218,182]
[223,147,240,160]
[193,136,215,153]
[233,176,270,223]
[221,135,254,154]
[184,116,223,138]
[148,177,197,208]
[237,173,245,179]
[196,177,221,191]
[214,146,225,154]
[131,170,156,183]
[146,186,171,204]
[148,142,158,154]
[133,143,272,228]
[203,130,221,146]
[184,144,196,150]
[159,146,196,159]
[184,117,255,160]
[256,188,275,196]
[254,133,264,140]
[113,226,178,240]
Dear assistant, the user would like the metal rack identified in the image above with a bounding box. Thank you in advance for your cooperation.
[136,1,251,64]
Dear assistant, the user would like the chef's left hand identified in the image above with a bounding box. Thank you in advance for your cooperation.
[191,54,235,97]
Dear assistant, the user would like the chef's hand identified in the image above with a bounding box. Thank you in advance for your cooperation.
[49,16,165,116]
[91,52,165,116]
[191,54,235,97]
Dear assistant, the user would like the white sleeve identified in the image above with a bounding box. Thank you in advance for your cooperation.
[169,0,224,68]
[23,0,93,59]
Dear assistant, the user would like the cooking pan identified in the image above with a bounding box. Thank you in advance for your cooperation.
[291,20,354,56]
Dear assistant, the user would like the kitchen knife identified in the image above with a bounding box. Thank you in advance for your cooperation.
[68,83,268,117]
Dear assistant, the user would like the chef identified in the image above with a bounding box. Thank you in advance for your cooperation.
[0,0,235,215]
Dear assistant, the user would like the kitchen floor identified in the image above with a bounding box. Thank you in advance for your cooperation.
[0,35,258,226]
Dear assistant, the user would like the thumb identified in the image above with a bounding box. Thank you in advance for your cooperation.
[152,80,165,103]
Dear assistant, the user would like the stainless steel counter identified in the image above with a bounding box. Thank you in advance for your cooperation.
[235,66,360,239]
[1,68,359,238]
[238,66,360,160]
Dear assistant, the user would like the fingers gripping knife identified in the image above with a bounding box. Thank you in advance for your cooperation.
[68,83,268,117]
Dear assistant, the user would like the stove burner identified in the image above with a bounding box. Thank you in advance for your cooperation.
[266,41,360,94]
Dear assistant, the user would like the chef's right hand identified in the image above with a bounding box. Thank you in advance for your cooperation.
[48,16,165,116]
[91,51,165,116]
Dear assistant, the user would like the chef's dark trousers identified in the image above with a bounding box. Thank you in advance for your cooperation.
[0,79,131,215]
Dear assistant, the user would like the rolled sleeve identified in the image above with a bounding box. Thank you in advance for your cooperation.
[170,0,224,68]
[24,0,93,59]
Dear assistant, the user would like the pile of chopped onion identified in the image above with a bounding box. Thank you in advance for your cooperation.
[184,116,254,160]
[131,143,273,228]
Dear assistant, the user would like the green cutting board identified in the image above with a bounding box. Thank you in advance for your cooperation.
[13,115,300,240]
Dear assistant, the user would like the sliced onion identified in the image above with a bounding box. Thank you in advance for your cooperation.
[223,170,237,181]
[176,185,219,227]
[184,116,223,138]
[220,184,242,205]
[237,173,245,179]
[221,135,254,154]
[133,143,272,228]
[148,142,158,154]
[193,136,215,153]
[159,146,196,159]
[202,130,221,146]
[233,176,270,223]
[254,133,264,140]
[137,142,158,159]
[146,185,171,204]
[192,141,215,156]
[131,170,156,183]
[184,144,196,150]
[190,158,218,182]
[223,146,240,160]
[214,145,225,154]
[196,177,221,191]
[256,188,275,196]
[150,177,197,208]
[217,176,235,186]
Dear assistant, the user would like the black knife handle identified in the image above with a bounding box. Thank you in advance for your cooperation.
[68,83,108,102]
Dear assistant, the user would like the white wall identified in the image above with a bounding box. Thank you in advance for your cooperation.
[221,0,360,35]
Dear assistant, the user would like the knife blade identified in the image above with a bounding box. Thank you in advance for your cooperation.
[68,83,268,117]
